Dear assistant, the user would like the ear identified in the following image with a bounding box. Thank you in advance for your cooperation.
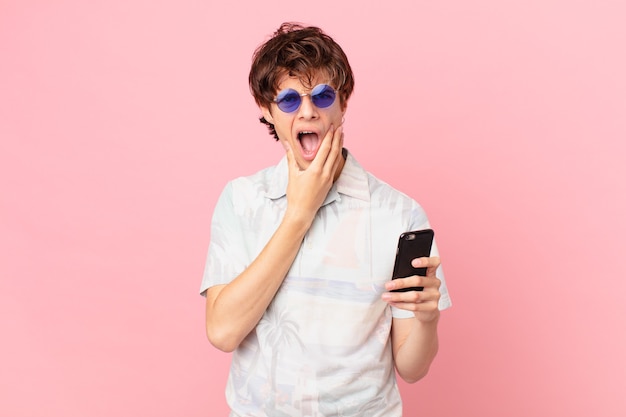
[340,97,349,113]
[260,106,274,124]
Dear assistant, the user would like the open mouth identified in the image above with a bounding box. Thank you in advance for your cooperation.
[297,131,321,159]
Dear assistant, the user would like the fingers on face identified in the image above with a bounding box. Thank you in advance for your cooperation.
[284,142,301,172]
[332,131,344,173]
[312,125,343,172]
[326,126,344,173]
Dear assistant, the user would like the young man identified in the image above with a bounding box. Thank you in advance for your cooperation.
[201,22,451,416]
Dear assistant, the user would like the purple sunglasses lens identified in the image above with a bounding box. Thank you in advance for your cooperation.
[275,84,337,113]
[275,89,302,112]
[310,84,337,108]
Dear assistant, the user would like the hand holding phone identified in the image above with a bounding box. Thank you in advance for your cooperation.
[391,229,434,292]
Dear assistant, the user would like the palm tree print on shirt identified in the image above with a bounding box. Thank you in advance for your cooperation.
[257,305,306,412]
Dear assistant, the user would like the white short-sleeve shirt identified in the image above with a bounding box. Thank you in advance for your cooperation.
[201,151,451,416]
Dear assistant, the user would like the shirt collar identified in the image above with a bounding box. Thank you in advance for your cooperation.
[265,148,371,202]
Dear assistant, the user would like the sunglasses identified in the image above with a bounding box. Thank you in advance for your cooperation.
[273,84,339,113]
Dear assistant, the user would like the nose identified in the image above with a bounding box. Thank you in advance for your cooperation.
[297,94,319,120]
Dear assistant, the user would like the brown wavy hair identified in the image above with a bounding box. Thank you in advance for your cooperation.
[249,22,355,140]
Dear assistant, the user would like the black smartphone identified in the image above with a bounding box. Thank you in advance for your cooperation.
[391,229,434,292]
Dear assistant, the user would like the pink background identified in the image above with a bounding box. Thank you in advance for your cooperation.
[1,1,625,416]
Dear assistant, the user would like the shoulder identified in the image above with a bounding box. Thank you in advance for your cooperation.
[364,169,430,230]
[366,170,421,208]
[222,163,281,203]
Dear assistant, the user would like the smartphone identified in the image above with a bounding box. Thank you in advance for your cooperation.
[391,229,434,292]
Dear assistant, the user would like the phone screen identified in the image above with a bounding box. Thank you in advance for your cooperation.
[391,229,434,292]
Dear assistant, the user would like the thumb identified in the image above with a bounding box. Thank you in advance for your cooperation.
[284,142,299,171]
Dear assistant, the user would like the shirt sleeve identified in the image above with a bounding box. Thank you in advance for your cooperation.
[199,181,249,296]
[391,203,452,318]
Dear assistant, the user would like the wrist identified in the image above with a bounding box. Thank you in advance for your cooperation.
[282,207,315,233]
[414,309,440,325]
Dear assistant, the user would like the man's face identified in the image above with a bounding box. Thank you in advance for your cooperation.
[261,74,346,170]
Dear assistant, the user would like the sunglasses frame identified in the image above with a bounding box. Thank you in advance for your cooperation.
[273,84,339,113]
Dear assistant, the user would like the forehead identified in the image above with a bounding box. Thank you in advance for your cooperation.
[276,70,331,92]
